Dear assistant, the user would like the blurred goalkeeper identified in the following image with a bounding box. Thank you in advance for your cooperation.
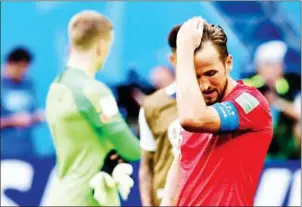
[45,10,140,206]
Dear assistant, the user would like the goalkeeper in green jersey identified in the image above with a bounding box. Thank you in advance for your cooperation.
[45,10,141,206]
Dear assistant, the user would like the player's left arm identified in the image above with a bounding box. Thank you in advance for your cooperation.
[96,92,141,161]
[100,108,141,161]
[85,82,141,161]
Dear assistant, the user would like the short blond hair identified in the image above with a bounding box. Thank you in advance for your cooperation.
[68,10,113,50]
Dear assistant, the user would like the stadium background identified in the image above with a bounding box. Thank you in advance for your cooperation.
[1,1,301,206]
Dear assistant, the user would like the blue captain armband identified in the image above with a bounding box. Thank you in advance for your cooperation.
[212,102,239,132]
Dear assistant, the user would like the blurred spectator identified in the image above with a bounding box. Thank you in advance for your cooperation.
[115,69,155,135]
[1,47,44,158]
[150,65,175,90]
[115,65,175,134]
[244,41,301,159]
[115,65,175,135]
[138,25,178,206]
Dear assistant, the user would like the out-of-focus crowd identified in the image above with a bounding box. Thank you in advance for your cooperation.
[1,40,300,161]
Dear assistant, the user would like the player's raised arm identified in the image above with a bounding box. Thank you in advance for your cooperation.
[175,17,239,134]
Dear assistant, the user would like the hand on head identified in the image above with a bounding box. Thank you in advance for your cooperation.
[177,16,206,51]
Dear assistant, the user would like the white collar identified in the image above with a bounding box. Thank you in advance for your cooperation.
[165,82,176,96]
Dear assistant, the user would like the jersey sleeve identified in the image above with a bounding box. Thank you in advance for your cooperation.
[85,82,141,161]
[212,91,272,132]
[138,108,156,151]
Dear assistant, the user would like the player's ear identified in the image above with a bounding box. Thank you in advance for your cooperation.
[225,55,233,73]
[169,51,177,68]
[96,40,103,57]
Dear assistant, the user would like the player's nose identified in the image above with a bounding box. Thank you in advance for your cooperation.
[198,77,210,91]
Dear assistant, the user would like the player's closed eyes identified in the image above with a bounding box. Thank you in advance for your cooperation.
[204,70,217,77]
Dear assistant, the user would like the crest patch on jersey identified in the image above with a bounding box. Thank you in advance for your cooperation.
[99,96,118,121]
[167,119,184,157]
[235,92,259,114]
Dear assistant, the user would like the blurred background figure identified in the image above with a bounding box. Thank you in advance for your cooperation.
[1,47,45,158]
[115,65,175,137]
[149,65,175,90]
[115,68,155,136]
[139,25,178,207]
[244,41,301,159]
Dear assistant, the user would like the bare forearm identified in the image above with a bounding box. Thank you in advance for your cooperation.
[161,157,180,206]
[139,151,154,206]
[0,117,13,128]
[1,113,35,128]
[176,49,207,123]
[139,166,154,206]
[0,116,24,128]
[274,98,300,120]
[32,109,45,123]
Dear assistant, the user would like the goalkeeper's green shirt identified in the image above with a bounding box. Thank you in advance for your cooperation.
[45,67,140,206]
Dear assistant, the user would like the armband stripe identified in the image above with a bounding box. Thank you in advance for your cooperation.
[212,102,239,132]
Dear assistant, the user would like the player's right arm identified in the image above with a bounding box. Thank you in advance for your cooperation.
[160,156,180,206]
[175,17,271,134]
[138,108,156,206]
